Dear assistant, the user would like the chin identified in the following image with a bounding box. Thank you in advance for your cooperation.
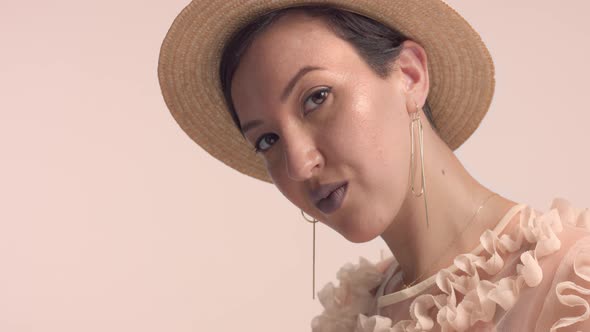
[345,232,381,244]
[336,219,384,243]
[325,200,395,243]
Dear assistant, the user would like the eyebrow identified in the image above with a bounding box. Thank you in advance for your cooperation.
[240,65,325,135]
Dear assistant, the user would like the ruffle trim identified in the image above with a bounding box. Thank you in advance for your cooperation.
[310,198,590,332]
[310,256,386,332]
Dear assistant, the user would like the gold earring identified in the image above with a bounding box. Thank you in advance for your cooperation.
[301,209,318,299]
[409,102,430,228]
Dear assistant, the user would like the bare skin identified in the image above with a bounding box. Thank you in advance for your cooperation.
[230,10,519,288]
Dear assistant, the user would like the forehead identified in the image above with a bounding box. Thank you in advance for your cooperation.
[231,10,370,107]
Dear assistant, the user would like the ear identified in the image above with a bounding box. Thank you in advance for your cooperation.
[395,40,430,114]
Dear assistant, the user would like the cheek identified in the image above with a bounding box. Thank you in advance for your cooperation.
[332,89,410,194]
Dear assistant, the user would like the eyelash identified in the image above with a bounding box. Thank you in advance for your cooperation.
[252,86,332,154]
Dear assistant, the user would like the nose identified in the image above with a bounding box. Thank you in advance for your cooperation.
[283,131,324,182]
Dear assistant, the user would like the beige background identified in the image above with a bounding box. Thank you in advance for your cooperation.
[1,1,589,331]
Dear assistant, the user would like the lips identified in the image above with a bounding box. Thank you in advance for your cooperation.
[309,181,347,204]
[309,181,348,214]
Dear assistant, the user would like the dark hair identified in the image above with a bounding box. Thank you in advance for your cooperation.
[219,5,437,137]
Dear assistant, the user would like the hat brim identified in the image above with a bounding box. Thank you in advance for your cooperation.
[158,0,495,184]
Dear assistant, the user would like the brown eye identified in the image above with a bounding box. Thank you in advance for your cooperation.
[303,87,331,114]
[311,90,328,104]
[254,133,278,153]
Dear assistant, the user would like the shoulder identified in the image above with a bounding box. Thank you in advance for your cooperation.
[532,198,590,331]
[311,255,394,331]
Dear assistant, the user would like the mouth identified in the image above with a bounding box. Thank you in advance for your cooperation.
[314,182,348,214]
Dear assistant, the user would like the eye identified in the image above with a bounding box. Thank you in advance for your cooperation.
[252,87,331,155]
[253,133,279,154]
[303,87,331,115]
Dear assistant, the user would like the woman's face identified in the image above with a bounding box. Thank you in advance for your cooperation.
[231,11,428,243]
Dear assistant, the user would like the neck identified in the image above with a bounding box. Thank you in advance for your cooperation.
[380,128,518,285]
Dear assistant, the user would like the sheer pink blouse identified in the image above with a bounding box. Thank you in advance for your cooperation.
[311,198,590,331]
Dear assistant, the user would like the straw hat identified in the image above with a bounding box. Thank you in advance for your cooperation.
[158,0,495,184]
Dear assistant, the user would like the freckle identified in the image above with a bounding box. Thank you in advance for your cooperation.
[442,169,445,175]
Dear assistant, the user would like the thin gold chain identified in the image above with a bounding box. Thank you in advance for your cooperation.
[301,210,319,299]
[401,192,498,289]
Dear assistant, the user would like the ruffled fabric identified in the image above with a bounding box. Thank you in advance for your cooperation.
[310,256,386,332]
[310,198,590,332]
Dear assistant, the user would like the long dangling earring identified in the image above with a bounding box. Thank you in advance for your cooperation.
[409,102,430,228]
[301,210,318,299]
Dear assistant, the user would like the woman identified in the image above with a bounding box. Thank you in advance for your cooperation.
[158,0,590,330]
